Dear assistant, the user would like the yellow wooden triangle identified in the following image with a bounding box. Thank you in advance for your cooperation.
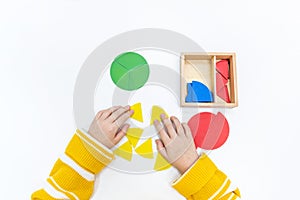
[130,103,143,122]
[113,141,133,161]
[135,138,153,159]
[126,128,143,148]
[153,153,172,171]
[150,105,169,125]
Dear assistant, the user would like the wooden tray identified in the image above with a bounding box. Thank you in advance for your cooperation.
[180,52,238,108]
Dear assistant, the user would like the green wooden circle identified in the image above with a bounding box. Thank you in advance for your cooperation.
[110,52,150,91]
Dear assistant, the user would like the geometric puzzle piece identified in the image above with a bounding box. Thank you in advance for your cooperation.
[187,112,230,150]
[217,84,231,103]
[216,60,229,80]
[135,138,154,159]
[110,52,150,91]
[185,83,194,102]
[130,102,144,122]
[150,105,169,125]
[153,152,172,171]
[202,112,230,150]
[191,81,214,102]
[188,112,215,148]
[113,141,133,161]
[126,128,143,148]
[216,72,228,92]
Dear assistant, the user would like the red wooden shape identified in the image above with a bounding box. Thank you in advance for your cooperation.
[201,112,230,150]
[217,84,231,103]
[188,112,230,150]
[216,72,228,92]
[216,60,229,79]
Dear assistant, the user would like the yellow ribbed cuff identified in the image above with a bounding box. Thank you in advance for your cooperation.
[172,153,218,198]
[31,189,57,200]
[65,129,114,174]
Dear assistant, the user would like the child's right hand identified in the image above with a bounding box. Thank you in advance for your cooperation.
[88,105,134,149]
[154,114,199,174]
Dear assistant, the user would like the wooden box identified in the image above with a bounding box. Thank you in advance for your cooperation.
[180,52,238,108]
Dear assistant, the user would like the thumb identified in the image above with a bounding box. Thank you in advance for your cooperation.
[155,139,168,159]
[114,124,130,144]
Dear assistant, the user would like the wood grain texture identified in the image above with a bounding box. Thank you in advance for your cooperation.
[180,52,238,108]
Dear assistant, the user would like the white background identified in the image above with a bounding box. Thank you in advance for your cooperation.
[1,0,300,199]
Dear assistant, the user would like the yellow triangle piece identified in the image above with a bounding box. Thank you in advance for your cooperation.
[113,141,133,161]
[135,138,154,159]
[126,128,143,148]
[154,153,172,171]
[130,103,143,122]
[150,105,169,125]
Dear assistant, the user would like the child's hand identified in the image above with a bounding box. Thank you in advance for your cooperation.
[88,105,133,149]
[154,114,199,174]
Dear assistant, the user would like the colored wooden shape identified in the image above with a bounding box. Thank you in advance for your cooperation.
[187,112,230,150]
[150,105,169,125]
[216,60,229,79]
[135,138,154,159]
[185,83,194,102]
[191,81,213,102]
[153,153,172,171]
[126,128,143,148]
[188,112,215,148]
[217,85,231,103]
[216,72,228,92]
[113,141,133,161]
[130,103,143,122]
[110,52,150,91]
[201,112,230,150]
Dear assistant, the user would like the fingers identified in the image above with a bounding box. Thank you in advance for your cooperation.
[155,139,167,158]
[182,123,192,139]
[108,106,130,122]
[161,114,177,138]
[155,139,164,151]
[154,119,170,145]
[114,124,130,144]
[98,106,121,119]
[114,109,134,128]
[170,116,184,136]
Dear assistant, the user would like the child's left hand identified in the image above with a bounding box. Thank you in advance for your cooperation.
[88,105,134,149]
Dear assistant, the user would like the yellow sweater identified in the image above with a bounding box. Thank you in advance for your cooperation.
[32,129,241,200]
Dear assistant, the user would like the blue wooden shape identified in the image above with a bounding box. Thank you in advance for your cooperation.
[185,83,194,102]
[192,81,213,102]
[185,81,214,103]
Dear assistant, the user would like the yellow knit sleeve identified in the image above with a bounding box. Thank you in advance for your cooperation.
[172,154,241,200]
[31,129,114,200]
